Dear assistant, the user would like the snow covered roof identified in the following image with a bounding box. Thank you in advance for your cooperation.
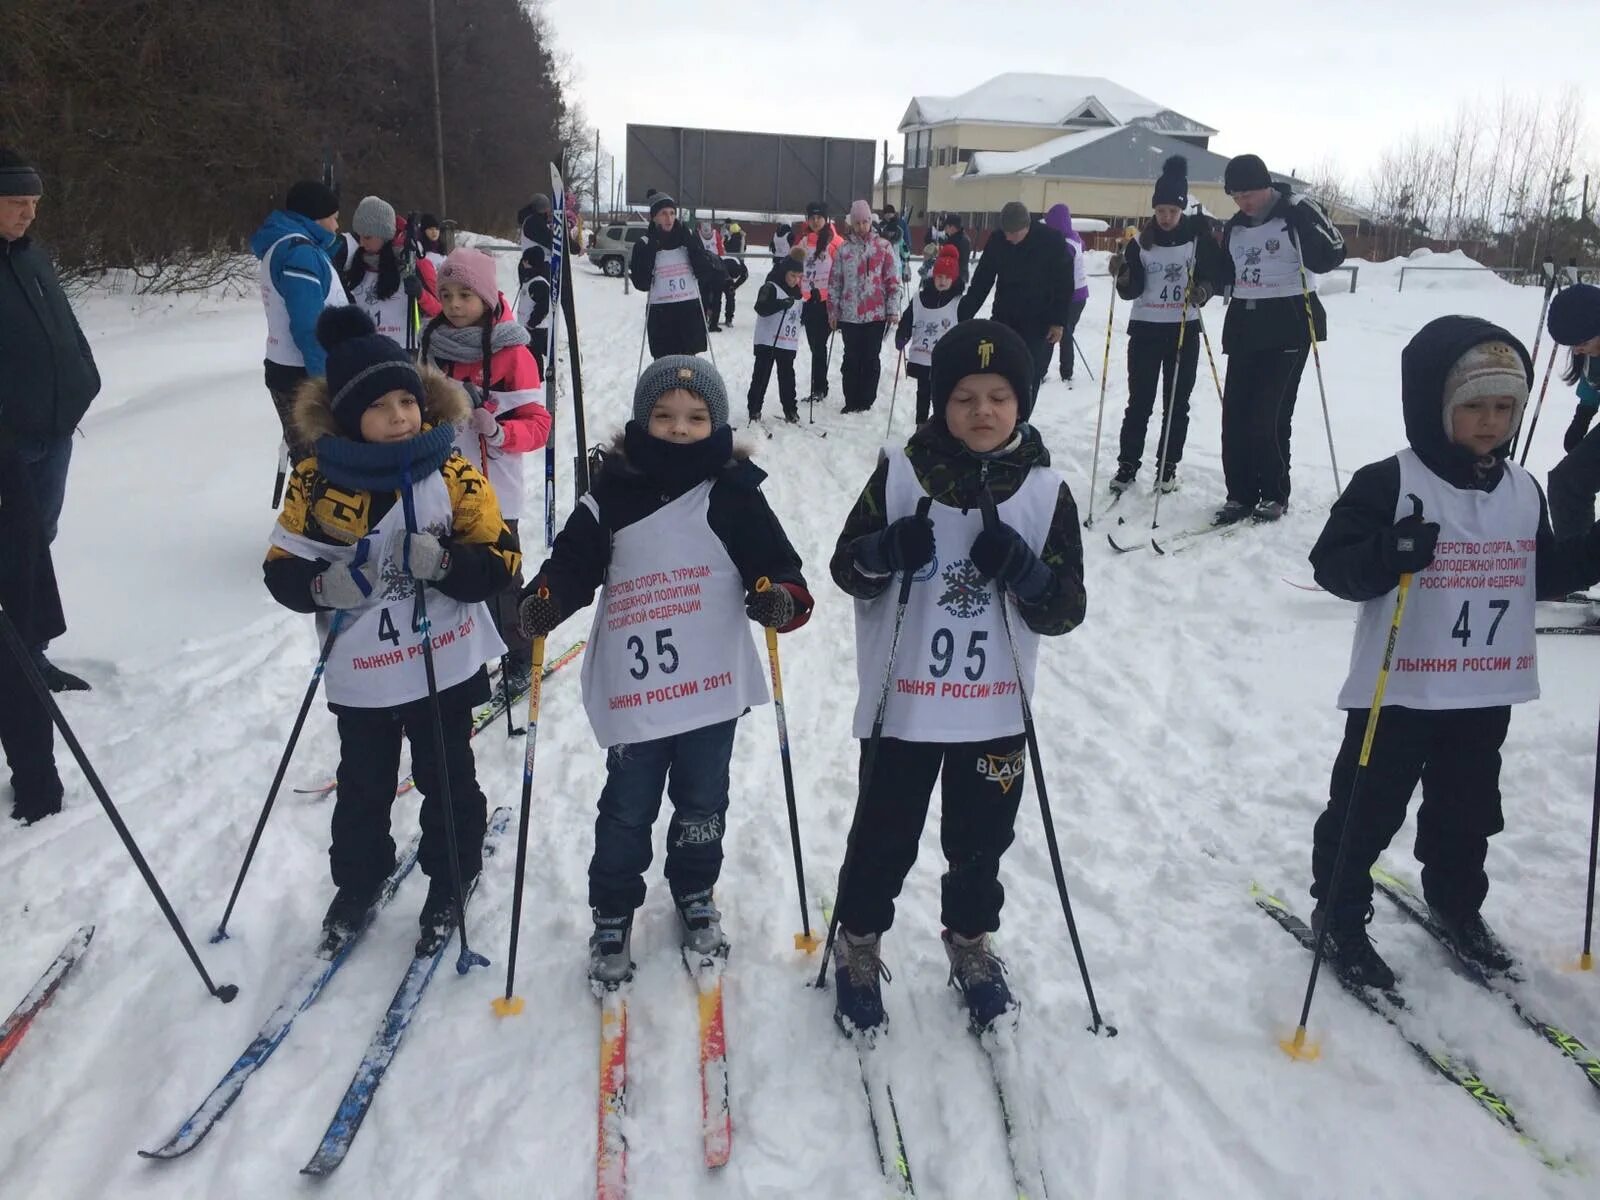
[962,125,1297,188]
[900,73,1216,139]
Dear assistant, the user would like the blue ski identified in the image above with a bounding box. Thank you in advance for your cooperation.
[139,834,424,1159]
[299,807,511,1176]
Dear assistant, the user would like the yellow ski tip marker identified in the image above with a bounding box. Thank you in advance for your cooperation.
[491,994,526,1017]
[1278,1025,1322,1062]
[794,931,821,954]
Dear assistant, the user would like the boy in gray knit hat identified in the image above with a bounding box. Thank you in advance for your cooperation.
[515,353,812,984]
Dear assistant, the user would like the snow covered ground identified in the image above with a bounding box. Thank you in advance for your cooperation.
[2,247,1597,1199]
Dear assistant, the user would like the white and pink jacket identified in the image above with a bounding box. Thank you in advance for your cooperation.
[826,231,902,325]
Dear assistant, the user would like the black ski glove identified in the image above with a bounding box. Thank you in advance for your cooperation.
[517,577,563,638]
[852,515,935,575]
[1380,509,1439,576]
[1186,279,1213,307]
[1565,406,1595,454]
[403,272,424,301]
[971,522,1053,604]
[745,580,813,631]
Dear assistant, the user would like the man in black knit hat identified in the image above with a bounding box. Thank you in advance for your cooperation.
[1214,153,1345,525]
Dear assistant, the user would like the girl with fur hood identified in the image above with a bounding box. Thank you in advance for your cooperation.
[421,247,550,703]
[894,244,965,426]
[263,307,522,955]
[516,356,813,984]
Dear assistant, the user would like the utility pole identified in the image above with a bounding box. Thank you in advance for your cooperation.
[428,0,447,214]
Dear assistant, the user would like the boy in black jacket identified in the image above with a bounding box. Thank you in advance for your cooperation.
[748,247,806,423]
[1109,156,1230,494]
[1305,315,1600,989]
[518,356,812,983]
[629,192,726,359]
[1215,154,1346,524]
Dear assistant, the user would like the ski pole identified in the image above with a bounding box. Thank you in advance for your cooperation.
[1581,691,1600,971]
[1199,321,1225,404]
[1283,495,1423,1059]
[400,477,489,975]
[634,265,654,385]
[754,578,816,952]
[1149,259,1194,533]
[816,496,933,988]
[884,349,904,438]
[1515,341,1561,469]
[1298,263,1342,495]
[697,275,719,369]
[0,608,238,1004]
[1082,266,1118,529]
[561,240,591,498]
[980,492,1115,1036]
[1073,334,1095,383]
[213,608,348,941]
[493,630,548,1015]
[272,440,289,510]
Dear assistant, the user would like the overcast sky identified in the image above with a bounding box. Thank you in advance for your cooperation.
[541,0,1599,201]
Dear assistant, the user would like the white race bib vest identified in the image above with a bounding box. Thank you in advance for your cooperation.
[753,296,803,351]
[852,449,1059,741]
[1229,218,1307,301]
[581,483,768,747]
[515,279,552,332]
[448,382,545,525]
[1337,449,1540,711]
[802,246,830,297]
[772,233,792,257]
[1071,241,1088,292]
[260,235,343,368]
[648,246,700,306]
[347,267,411,347]
[907,294,959,367]
[425,251,447,271]
[269,470,505,708]
[1129,240,1199,324]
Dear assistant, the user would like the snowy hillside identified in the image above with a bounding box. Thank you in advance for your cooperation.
[1,250,1597,1199]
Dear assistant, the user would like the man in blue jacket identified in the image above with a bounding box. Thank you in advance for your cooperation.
[249,181,343,461]
[0,147,100,694]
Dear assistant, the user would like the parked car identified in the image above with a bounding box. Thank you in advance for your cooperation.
[587,222,647,277]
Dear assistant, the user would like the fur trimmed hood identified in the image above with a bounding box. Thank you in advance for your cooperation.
[291,364,470,445]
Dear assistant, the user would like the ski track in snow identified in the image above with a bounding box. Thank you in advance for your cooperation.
[0,252,1595,1198]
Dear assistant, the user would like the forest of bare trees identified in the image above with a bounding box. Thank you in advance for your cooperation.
[1,0,594,278]
[1301,87,1599,267]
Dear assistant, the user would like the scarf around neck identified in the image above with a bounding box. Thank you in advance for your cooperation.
[313,423,458,494]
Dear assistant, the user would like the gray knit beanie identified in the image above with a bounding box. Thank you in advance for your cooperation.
[633,355,729,429]
[352,195,397,240]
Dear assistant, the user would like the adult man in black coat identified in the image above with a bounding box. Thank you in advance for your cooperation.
[957,202,1073,398]
[628,192,726,359]
[0,147,99,693]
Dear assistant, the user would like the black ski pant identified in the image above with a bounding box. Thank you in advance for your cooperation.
[486,518,530,666]
[646,300,708,359]
[330,667,491,894]
[1221,345,1310,508]
[1119,326,1200,474]
[835,732,1027,938]
[1056,297,1087,379]
[748,346,797,418]
[527,327,549,384]
[1310,705,1510,921]
[0,449,62,807]
[589,717,738,916]
[909,362,932,426]
[723,260,749,322]
[840,320,887,410]
[1547,423,1600,541]
[269,384,313,464]
[802,297,832,397]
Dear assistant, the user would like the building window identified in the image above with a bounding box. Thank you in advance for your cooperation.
[904,133,914,168]
[956,149,972,163]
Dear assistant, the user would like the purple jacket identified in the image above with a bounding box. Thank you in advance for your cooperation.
[1046,204,1089,303]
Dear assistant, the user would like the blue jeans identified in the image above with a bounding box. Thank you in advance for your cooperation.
[589,717,738,916]
[13,434,73,546]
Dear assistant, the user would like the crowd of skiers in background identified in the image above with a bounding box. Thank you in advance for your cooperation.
[10,131,1600,1048]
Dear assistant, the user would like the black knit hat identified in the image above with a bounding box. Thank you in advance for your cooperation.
[805,200,827,218]
[317,307,427,440]
[1223,154,1272,194]
[649,191,677,217]
[1153,155,1188,208]
[931,319,1038,424]
[0,148,43,197]
[943,213,963,230]
[1548,284,1600,347]
[286,180,339,221]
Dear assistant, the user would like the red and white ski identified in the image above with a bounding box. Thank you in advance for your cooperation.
[596,982,629,1198]
[685,946,731,1168]
[0,925,94,1073]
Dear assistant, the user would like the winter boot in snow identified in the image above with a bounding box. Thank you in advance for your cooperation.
[416,874,468,957]
[832,928,889,1034]
[33,651,89,693]
[1252,499,1287,523]
[9,776,63,826]
[1430,907,1517,976]
[675,888,728,958]
[782,405,800,424]
[1109,463,1137,494]
[320,879,383,952]
[1311,905,1397,991]
[589,910,635,985]
[1159,463,1181,493]
[942,930,1017,1030]
[1213,500,1252,526]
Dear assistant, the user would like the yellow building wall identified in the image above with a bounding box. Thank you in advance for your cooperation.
[931,174,1234,221]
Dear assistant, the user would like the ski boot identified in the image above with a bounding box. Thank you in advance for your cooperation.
[1159,464,1181,494]
[1311,905,1397,991]
[33,651,89,693]
[416,874,467,957]
[832,928,889,1034]
[1109,463,1137,494]
[782,407,800,424]
[9,774,63,827]
[501,651,533,707]
[1431,907,1517,976]
[1252,500,1287,523]
[675,888,728,958]
[1212,500,1252,527]
[320,878,383,954]
[589,910,635,985]
[942,930,1017,1031]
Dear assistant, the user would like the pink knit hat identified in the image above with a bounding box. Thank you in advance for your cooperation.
[849,199,873,223]
[438,247,499,308]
